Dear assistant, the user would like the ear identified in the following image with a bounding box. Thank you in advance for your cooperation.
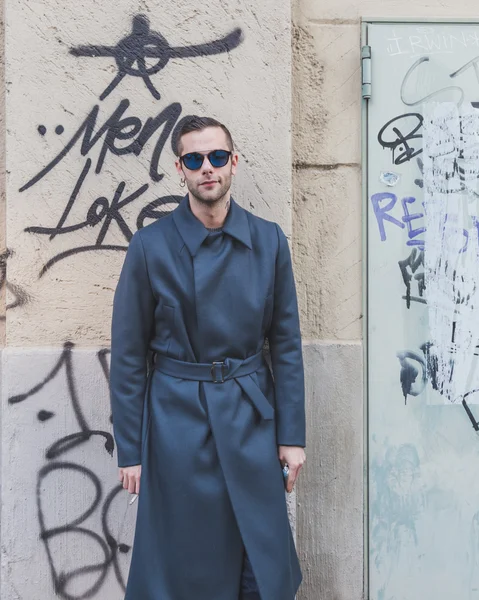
[231,152,239,176]
[175,158,183,177]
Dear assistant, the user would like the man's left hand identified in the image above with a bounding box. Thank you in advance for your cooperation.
[278,445,306,493]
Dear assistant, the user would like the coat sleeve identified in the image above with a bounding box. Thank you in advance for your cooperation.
[110,230,156,468]
[267,223,306,447]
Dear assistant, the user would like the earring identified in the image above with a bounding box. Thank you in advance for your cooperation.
[180,178,186,188]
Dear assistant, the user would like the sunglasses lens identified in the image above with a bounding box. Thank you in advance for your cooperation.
[182,153,204,170]
[209,150,230,168]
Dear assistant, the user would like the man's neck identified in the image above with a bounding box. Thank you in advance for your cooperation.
[188,192,231,229]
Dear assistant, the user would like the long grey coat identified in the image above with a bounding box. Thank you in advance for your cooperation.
[110,195,306,600]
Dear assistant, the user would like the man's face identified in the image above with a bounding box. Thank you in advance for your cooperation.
[175,127,238,205]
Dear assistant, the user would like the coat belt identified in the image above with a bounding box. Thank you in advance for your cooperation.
[153,351,274,421]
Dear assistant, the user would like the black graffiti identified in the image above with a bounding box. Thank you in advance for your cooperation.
[26,193,182,278]
[419,341,445,396]
[38,124,64,136]
[462,395,479,431]
[399,341,479,434]
[19,17,244,277]
[36,197,181,278]
[25,158,146,241]
[422,103,479,196]
[450,55,479,88]
[19,98,185,276]
[22,133,183,276]
[396,54,479,196]
[397,340,479,412]
[20,16,244,277]
[459,323,479,430]
[70,14,243,101]
[396,350,427,403]
[397,342,453,403]
[424,341,455,399]
[382,54,479,186]
[38,409,55,421]
[414,156,424,189]
[377,113,423,165]
[20,100,184,192]
[455,58,479,103]
[10,343,133,599]
[435,163,479,197]
[37,464,131,600]
[398,248,425,309]
[0,248,31,320]
[9,342,114,457]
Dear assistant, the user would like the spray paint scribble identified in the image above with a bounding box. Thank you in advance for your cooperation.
[423,102,479,404]
[70,15,243,101]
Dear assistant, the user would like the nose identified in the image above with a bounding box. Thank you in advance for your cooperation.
[201,156,214,173]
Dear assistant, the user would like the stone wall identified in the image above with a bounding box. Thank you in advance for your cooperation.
[292,2,479,599]
[1,1,292,598]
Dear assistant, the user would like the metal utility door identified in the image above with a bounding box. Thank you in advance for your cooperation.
[364,20,479,600]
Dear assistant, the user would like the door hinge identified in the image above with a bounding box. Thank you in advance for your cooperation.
[361,45,371,100]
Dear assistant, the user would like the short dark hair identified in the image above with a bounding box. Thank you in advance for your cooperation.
[176,116,234,156]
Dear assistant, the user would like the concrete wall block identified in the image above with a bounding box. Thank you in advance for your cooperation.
[0,345,300,599]
[293,23,361,166]
[297,341,364,600]
[293,165,362,341]
[1,345,134,600]
[0,0,5,345]
[297,0,479,23]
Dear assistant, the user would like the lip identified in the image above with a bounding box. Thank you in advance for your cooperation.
[201,181,217,186]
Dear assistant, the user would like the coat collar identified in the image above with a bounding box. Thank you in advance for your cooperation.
[172,194,253,256]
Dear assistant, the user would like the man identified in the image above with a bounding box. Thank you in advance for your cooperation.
[110,116,306,600]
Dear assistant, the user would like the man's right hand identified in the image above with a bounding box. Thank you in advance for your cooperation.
[119,465,141,495]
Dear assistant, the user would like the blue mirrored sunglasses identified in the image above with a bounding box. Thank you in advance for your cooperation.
[180,149,232,171]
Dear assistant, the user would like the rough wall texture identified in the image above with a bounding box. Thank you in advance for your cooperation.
[292,1,479,600]
[294,166,362,341]
[6,0,292,347]
[292,4,364,599]
[2,1,293,598]
[0,0,5,345]
[2,346,134,600]
[297,342,363,599]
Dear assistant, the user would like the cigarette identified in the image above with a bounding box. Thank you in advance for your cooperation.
[129,494,139,505]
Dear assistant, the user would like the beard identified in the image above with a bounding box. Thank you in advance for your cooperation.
[187,172,232,206]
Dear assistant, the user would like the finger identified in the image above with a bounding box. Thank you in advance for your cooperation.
[119,469,124,482]
[287,467,299,493]
[128,476,136,494]
[289,463,305,490]
[285,471,294,493]
[122,474,129,490]
[135,475,140,495]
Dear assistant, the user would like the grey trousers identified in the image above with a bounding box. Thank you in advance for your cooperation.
[240,552,261,600]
